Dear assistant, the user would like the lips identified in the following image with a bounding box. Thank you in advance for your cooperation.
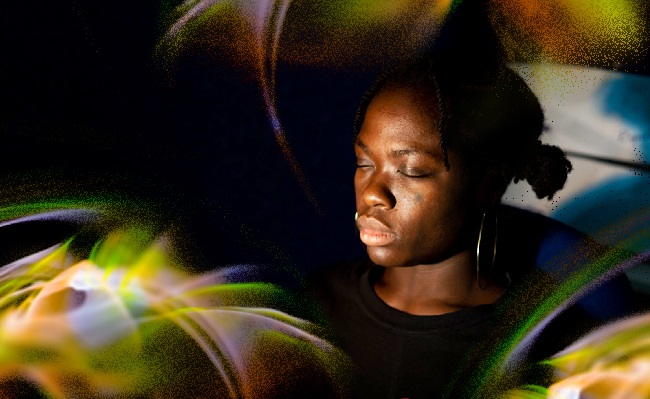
[356,216,396,246]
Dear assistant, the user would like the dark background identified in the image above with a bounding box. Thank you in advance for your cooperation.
[1,1,649,283]
[0,0,373,278]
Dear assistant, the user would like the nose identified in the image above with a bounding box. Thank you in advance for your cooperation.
[359,172,396,209]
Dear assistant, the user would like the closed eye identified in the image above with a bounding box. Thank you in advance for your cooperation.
[399,169,432,178]
[355,159,373,169]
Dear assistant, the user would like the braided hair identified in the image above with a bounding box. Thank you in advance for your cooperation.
[353,52,572,200]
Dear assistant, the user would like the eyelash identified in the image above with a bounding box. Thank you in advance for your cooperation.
[399,170,431,178]
[356,164,430,179]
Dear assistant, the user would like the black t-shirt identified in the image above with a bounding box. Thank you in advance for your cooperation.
[308,260,596,399]
[309,260,503,398]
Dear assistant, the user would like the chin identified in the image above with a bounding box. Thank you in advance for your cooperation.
[367,245,459,268]
[366,246,408,268]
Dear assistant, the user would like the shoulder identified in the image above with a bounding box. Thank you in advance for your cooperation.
[499,204,636,321]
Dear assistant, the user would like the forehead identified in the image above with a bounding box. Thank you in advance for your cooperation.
[358,86,441,152]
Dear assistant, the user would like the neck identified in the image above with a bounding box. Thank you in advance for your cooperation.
[373,250,504,316]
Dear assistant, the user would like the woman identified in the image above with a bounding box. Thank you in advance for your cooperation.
[309,53,579,398]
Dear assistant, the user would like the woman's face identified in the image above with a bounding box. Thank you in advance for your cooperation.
[354,86,486,268]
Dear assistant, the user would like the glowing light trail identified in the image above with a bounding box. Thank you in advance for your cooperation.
[0,228,347,398]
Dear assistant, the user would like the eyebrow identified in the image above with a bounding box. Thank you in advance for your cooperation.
[355,138,369,153]
[355,138,443,160]
[391,149,421,157]
[390,149,444,163]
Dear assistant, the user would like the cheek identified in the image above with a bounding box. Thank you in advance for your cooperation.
[402,188,467,239]
[399,181,436,209]
[353,175,365,205]
[396,193,439,238]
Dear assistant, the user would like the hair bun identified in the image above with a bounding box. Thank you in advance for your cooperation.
[514,141,573,200]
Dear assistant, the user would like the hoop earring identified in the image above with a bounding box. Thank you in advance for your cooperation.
[476,211,497,290]
[354,212,358,221]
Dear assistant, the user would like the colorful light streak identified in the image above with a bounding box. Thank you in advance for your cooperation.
[489,0,648,66]
[158,0,452,214]
[156,0,648,214]
[0,203,101,227]
[504,311,650,399]
[152,2,650,396]
[544,312,650,399]
[162,0,320,214]
[0,227,347,398]
[458,209,650,397]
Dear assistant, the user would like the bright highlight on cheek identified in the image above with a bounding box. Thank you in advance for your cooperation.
[0,230,346,398]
